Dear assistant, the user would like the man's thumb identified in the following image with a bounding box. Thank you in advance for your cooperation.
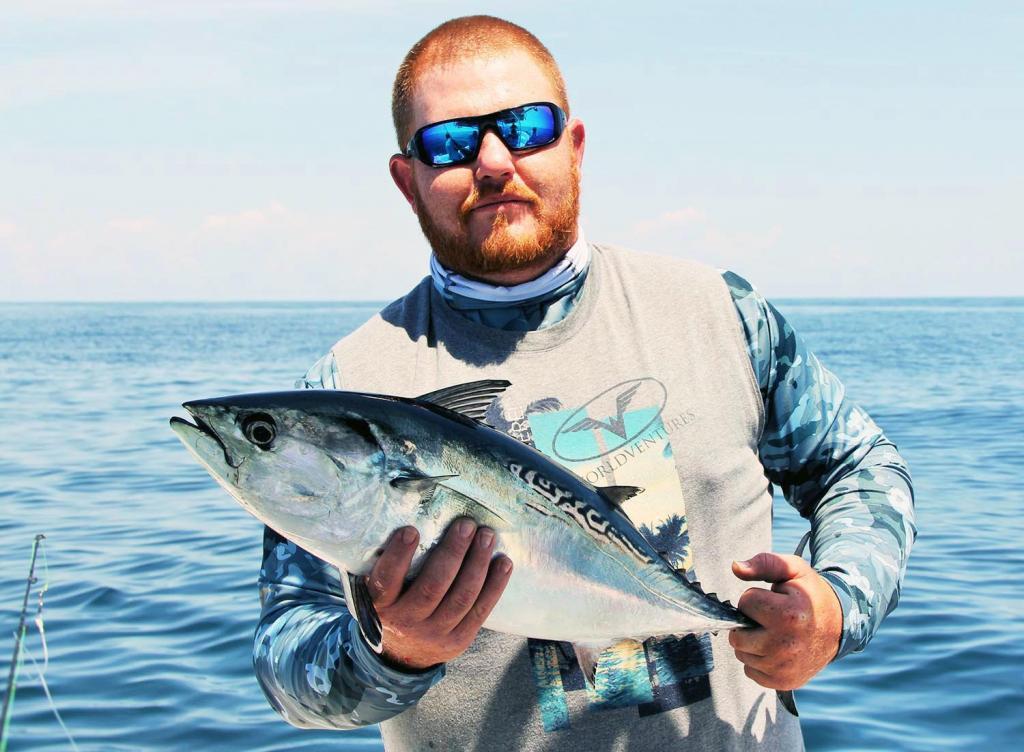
[732,552,806,583]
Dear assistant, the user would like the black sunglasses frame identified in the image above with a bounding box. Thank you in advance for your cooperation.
[404,101,567,167]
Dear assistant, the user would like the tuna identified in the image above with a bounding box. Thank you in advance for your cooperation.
[170,379,757,686]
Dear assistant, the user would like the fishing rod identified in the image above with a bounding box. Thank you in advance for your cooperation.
[0,534,45,750]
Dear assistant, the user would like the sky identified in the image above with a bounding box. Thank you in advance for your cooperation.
[1,0,1021,300]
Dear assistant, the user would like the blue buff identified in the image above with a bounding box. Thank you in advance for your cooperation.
[428,231,590,331]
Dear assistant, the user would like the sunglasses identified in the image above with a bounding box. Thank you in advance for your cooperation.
[404,101,567,167]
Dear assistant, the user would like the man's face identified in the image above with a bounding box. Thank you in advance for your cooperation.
[391,50,585,280]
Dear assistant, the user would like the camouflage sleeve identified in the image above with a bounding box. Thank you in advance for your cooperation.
[252,350,444,729]
[723,271,917,659]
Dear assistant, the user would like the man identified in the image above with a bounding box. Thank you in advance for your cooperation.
[254,15,915,751]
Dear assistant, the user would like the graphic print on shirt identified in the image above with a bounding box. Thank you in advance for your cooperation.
[487,379,713,733]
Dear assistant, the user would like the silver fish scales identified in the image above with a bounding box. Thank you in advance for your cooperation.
[170,379,755,685]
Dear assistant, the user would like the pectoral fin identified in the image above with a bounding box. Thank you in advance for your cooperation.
[391,473,458,504]
[342,572,384,654]
[396,472,508,527]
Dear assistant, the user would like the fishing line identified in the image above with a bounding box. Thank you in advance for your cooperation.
[0,535,77,752]
[21,644,79,752]
[34,543,50,672]
[22,540,76,750]
[0,535,43,752]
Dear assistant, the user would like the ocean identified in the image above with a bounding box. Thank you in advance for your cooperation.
[1,298,1021,750]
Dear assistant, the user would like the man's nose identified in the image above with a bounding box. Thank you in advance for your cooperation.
[474,129,515,183]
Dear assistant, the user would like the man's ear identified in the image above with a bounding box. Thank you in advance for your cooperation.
[567,118,586,171]
[389,154,418,214]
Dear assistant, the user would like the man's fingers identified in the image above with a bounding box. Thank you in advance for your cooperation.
[452,555,513,642]
[429,527,497,628]
[398,518,477,618]
[736,586,790,628]
[367,526,419,607]
[733,648,771,672]
[728,626,769,657]
[732,552,808,584]
[743,664,776,689]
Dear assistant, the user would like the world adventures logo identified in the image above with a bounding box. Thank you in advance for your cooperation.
[552,378,668,462]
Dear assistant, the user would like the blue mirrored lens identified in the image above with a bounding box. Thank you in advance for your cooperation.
[498,104,558,150]
[419,121,480,166]
[411,104,562,166]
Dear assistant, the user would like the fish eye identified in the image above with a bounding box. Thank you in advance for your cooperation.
[242,413,277,449]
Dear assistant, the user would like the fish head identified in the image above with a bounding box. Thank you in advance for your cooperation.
[170,391,391,564]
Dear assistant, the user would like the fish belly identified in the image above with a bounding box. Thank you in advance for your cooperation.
[480,527,730,643]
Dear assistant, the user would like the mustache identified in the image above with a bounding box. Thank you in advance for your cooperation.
[460,183,540,220]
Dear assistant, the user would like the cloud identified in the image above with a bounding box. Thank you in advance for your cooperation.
[12,0,403,19]
[629,204,783,274]
[0,199,429,300]
[0,49,240,109]
[107,217,160,233]
[701,224,783,257]
[201,202,294,232]
[633,206,706,234]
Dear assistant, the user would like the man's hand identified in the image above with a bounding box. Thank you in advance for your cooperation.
[365,518,512,672]
[729,553,843,691]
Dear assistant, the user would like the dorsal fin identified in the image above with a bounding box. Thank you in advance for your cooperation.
[597,484,644,507]
[416,380,512,425]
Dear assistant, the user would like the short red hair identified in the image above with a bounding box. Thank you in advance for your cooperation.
[391,15,570,149]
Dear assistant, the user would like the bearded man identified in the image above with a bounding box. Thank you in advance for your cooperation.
[254,15,915,752]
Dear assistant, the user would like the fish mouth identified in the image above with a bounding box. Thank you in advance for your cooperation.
[169,408,240,470]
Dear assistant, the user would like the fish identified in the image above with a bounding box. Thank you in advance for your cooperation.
[170,379,787,705]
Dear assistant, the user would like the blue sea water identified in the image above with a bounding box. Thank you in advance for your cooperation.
[1,298,1022,751]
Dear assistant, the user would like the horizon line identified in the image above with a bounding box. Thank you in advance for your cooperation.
[1,294,1021,304]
